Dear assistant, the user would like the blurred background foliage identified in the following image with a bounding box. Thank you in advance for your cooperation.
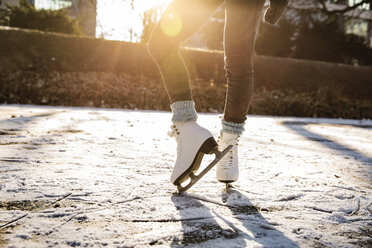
[0,0,371,119]
[256,13,372,66]
[140,2,372,66]
[0,28,371,119]
[1,0,371,65]
[0,0,82,35]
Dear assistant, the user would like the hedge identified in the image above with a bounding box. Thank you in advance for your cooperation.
[1,27,372,119]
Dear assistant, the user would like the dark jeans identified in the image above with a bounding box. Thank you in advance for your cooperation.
[148,0,265,123]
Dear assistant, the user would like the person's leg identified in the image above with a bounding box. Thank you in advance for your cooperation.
[148,0,225,189]
[217,0,265,184]
[222,0,265,135]
[148,0,224,109]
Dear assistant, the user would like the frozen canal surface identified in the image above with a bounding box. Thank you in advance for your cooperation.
[0,105,371,248]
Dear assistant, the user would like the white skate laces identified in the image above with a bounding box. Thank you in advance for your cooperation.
[216,132,239,183]
[218,134,239,168]
[168,124,182,161]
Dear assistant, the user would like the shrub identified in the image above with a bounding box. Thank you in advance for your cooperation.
[1,71,371,119]
[2,0,82,35]
[293,16,372,66]
[0,27,371,119]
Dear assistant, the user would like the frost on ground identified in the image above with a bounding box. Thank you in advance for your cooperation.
[0,105,371,248]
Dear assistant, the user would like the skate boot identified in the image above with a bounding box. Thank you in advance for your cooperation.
[168,122,232,193]
[216,132,239,191]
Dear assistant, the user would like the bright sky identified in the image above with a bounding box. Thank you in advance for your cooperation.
[96,0,172,42]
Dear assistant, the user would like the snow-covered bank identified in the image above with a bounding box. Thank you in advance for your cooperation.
[0,105,371,247]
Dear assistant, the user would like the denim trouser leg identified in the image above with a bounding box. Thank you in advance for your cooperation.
[223,0,265,124]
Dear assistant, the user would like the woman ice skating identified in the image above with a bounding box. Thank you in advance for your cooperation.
[148,0,288,192]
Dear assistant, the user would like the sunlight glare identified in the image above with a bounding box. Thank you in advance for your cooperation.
[97,0,173,41]
[160,8,183,37]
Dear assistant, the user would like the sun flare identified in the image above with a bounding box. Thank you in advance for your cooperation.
[160,10,183,37]
[97,0,173,41]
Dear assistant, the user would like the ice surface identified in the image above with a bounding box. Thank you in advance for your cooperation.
[0,105,371,247]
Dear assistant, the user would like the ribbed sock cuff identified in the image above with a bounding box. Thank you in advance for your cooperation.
[170,101,198,122]
[221,119,245,135]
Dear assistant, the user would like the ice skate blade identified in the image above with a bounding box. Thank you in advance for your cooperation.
[219,180,235,193]
[218,180,236,183]
[224,183,234,193]
[176,145,233,194]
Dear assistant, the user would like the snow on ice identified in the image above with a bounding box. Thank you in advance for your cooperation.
[0,104,371,247]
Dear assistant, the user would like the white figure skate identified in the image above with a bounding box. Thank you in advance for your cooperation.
[216,132,239,192]
[168,122,232,193]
